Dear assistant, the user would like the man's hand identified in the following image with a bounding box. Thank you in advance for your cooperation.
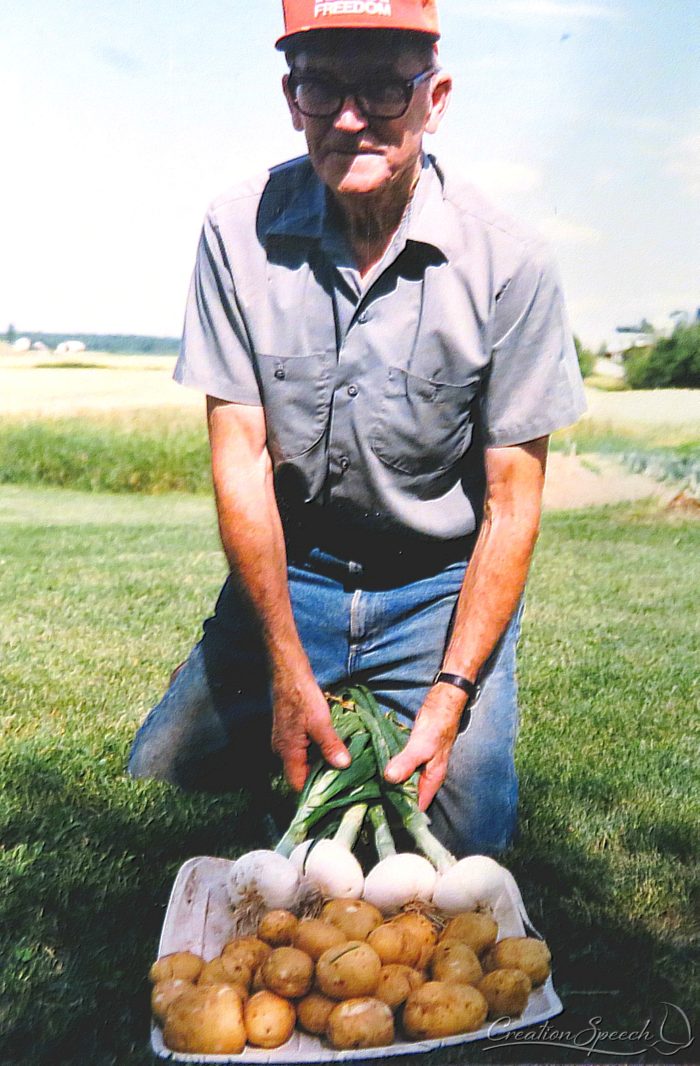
[270,671,351,792]
[384,684,467,811]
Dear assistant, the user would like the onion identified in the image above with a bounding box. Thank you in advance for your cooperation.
[290,839,364,899]
[431,854,509,915]
[363,853,437,914]
[227,850,300,911]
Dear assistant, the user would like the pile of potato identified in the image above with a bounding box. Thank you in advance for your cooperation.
[150,898,551,1055]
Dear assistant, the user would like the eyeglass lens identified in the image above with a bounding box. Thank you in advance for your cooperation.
[292,70,432,119]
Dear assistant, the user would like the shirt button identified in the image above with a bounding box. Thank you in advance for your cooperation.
[339,456,350,472]
[274,367,286,380]
[357,311,369,324]
[347,384,358,397]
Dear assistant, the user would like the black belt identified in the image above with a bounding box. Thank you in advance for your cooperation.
[285,509,475,590]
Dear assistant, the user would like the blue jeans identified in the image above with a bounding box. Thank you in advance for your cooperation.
[128,549,523,857]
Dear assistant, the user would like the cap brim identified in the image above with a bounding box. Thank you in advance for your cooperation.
[275,26,440,51]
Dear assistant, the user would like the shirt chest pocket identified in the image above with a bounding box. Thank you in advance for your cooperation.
[256,351,335,462]
[370,367,479,476]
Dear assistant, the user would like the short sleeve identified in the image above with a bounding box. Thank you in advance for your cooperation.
[480,241,586,446]
[173,211,262,405]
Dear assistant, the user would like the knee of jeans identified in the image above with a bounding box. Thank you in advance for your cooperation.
[127,725,181,784]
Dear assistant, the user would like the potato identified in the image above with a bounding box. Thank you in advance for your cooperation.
[367,923,409,965]
[244,990,296,1048]
[222,936,271,972]
[375,964,426,1011]
[442,912,498,956]
[322,899,383,940]
[251,966,266,992]
[293,918,347,960]
[389,913,438,970]
[151,979,195,1025]
[258,909,299,947]
[316,940,382,999]
[478,969,532,1018]
[326,997,394,1049]
[197,958,229,986]
[297,992,337,1035]
[483,937,551,987]
[403,981,488,1039]
[149,951,204,985]
[220,954,254,988]
[163,984,246,1054]
[430,939,483,986]
[198,956,251,995]
[261,946,314,998]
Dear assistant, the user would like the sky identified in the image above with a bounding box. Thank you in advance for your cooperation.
[1,0,698,349]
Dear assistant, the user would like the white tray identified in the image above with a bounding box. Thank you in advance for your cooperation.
[152,856,562,1063]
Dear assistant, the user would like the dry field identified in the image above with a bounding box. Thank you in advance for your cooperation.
[0,354,200,415]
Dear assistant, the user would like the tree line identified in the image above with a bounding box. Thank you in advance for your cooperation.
[4,326,180,355]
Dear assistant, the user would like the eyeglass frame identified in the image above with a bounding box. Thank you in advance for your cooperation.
[287,67,437,120]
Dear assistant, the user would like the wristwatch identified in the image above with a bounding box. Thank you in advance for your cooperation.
[432,670,480,734]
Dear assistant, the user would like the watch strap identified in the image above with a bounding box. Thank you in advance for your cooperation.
[433,670,479,702]
[433,671,478,735]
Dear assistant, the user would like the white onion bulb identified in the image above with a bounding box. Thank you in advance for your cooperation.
[431,854,509,915]
[227,849,300,911]
[362,853,437,913]
[290,840,364,899]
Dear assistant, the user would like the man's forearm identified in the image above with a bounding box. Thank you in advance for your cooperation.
[383,438,548,809]
[439,491,541,683]
[207,397,350,789]
[208,400,310,677]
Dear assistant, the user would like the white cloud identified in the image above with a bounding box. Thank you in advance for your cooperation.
[466,159,543,196]
[538,216,603,244]
[667,133,700,198]
[453,0,622,21]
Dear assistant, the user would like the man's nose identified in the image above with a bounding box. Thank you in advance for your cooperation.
[333,94,369,133]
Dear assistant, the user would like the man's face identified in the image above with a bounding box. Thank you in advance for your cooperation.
[283,42,451,200]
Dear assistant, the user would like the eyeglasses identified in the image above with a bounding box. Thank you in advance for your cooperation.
[288,68,436,120]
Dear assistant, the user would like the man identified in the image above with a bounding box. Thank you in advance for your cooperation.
[128,0,585,857]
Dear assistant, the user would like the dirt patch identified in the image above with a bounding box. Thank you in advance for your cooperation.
[543,453,673,510]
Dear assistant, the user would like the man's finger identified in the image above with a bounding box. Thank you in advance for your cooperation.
[283,750,309,792]
[384,738,433,784]
[309,714,351,769]
[417,757,448,811]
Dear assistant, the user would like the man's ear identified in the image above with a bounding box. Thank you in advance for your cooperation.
[282,73,305,132]
[425,72,452,135]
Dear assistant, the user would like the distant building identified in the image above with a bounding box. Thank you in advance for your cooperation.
[32,340,49,351]
[55,340,87,354]
[12,337,32,352]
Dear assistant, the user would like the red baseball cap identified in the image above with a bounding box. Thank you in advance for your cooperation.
[276,0,440,50]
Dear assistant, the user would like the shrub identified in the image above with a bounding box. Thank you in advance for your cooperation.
[625,324,700,389]
[574,335,595,379]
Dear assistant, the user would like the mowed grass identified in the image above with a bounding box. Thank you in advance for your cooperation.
[0,486,698,1064]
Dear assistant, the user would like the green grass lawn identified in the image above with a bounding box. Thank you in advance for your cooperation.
[1,487,698,1065]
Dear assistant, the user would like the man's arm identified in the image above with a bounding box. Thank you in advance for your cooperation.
[384,436,548,809]
[207,396,350,790]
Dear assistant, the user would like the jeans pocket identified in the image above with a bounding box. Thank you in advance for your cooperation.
[370,367,479,475]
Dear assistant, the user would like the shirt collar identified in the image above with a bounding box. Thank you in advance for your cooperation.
[263,153,453,260]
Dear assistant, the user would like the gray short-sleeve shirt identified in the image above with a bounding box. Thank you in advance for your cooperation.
[175,154,586,542]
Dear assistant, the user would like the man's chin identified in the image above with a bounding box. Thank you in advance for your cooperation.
[326,157,392,197]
